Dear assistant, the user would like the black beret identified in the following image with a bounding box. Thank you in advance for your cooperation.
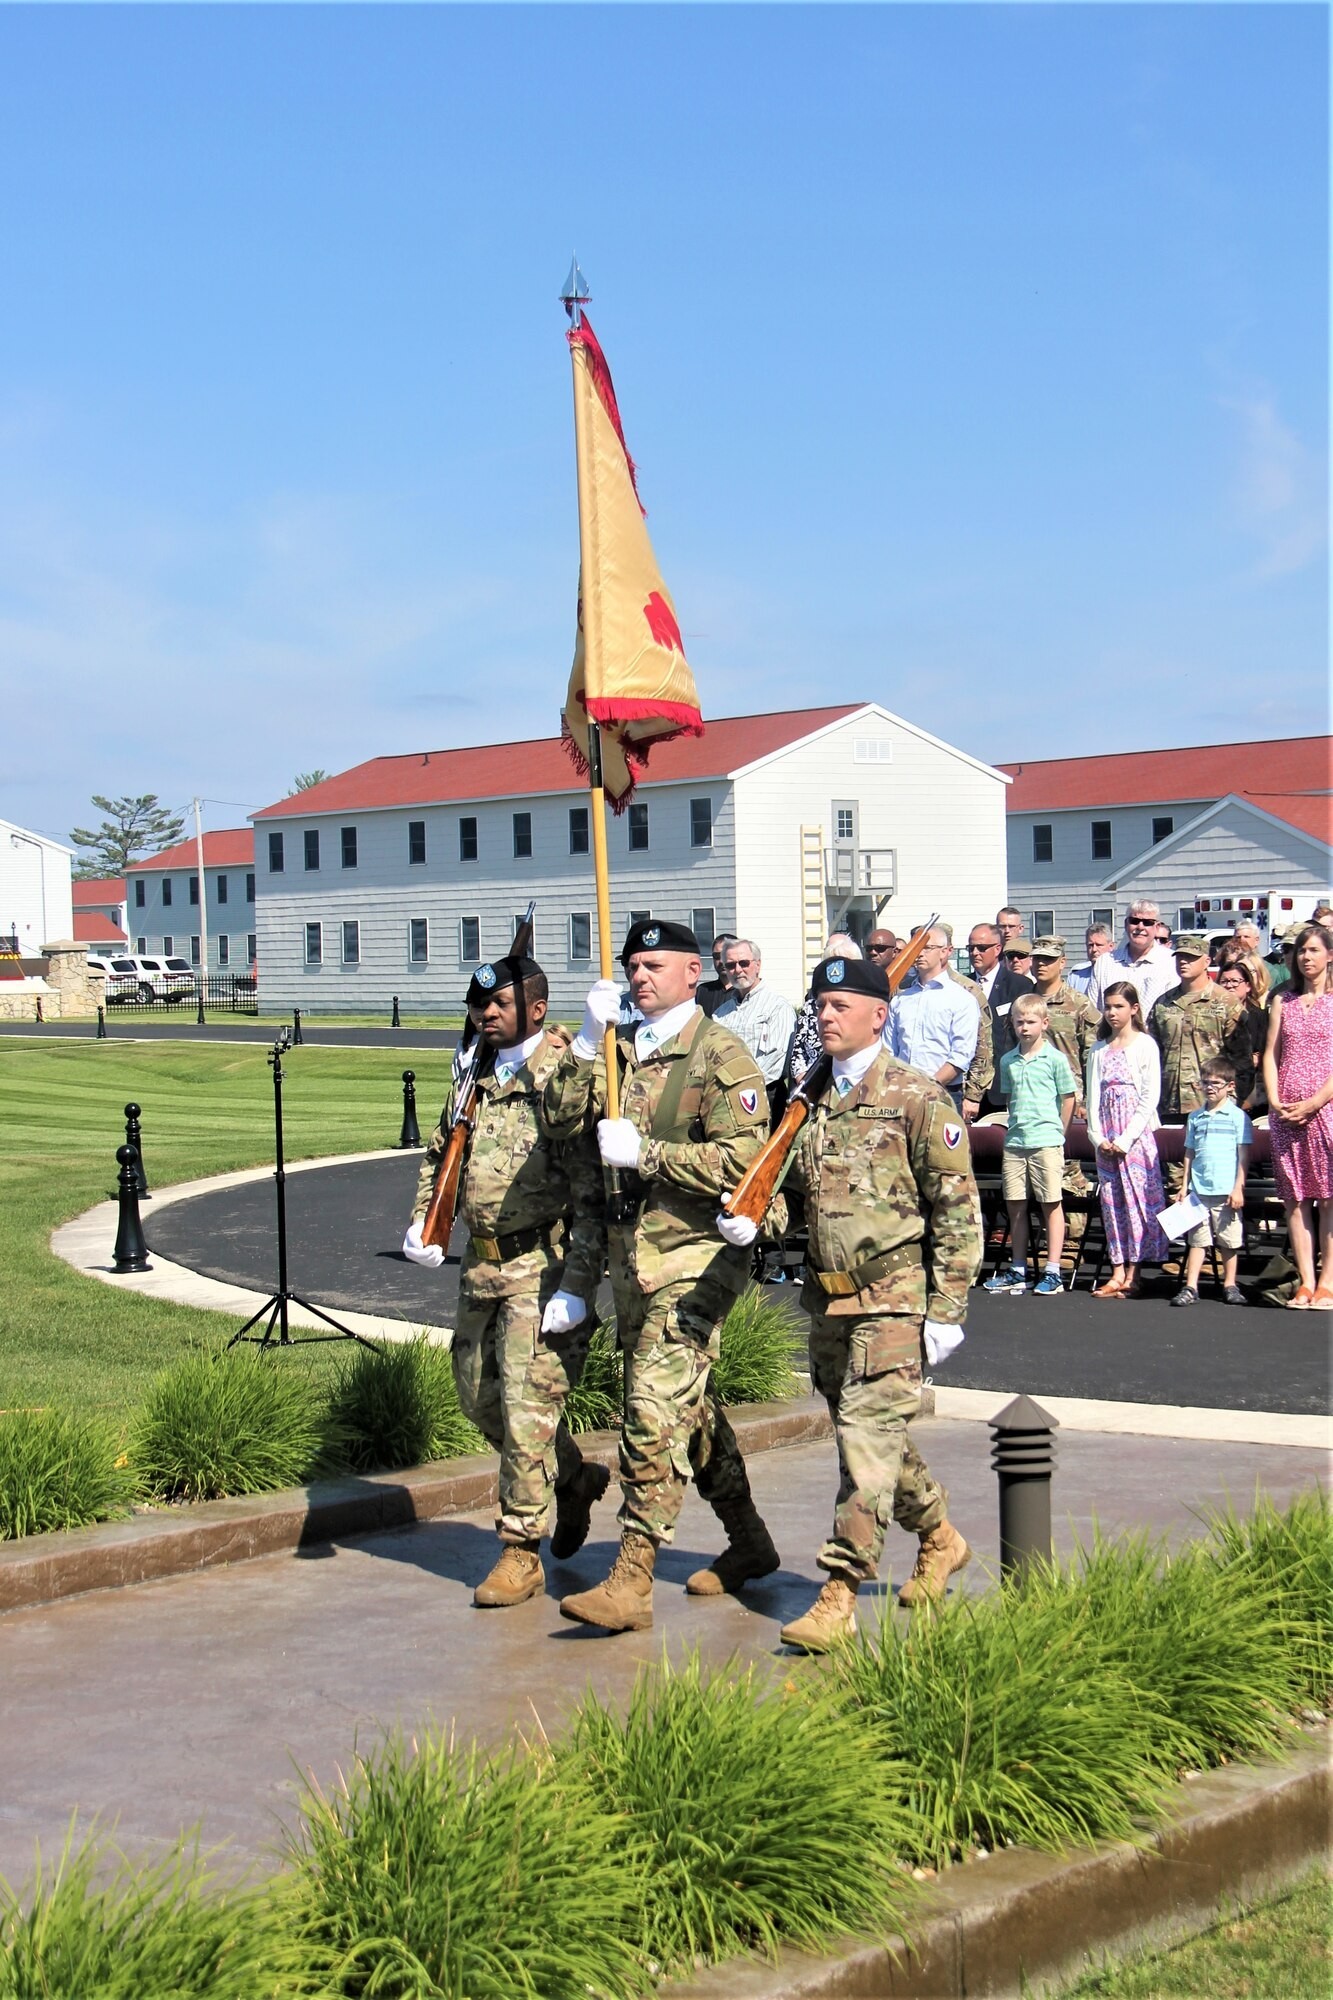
[466,954,544,1007]
[811,955,890,1000]
[621,919,700,965]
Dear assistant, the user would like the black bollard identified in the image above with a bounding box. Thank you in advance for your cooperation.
[989,1393,1058,1583]
[123,1103,150,1198]
[399,1070,422,1148]
[34,995,43,1024]
[391,994,401,1029]
[96,1005,107,1040]
[196,974,205,1026]
[112,1145,152,1273]
[292,1007,303,1046]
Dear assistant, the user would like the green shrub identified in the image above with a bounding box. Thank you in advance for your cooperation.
[324,1335,484,1473]
[562,1317,623,1434]
[712,1285,801,1406]
[0,1409,132,1540]
[0,1824,321,1999]
[1206,1488,1333,1704]
[131,1352,326,1503]
[288,1730,649,1999]
[563,1649,920,1971]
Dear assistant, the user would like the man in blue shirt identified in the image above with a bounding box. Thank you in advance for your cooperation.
[886,927,978,1107]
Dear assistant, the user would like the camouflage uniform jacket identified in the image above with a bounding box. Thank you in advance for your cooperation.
[1149,984,1248,1120]
[1038,980,1101,1109]
[412,1025,605,1302]
[782,1047,982,1324]
[946,965,993,1104]
[542,1007,769,1295]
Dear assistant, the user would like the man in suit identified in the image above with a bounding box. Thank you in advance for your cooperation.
[967,923,1035,1114]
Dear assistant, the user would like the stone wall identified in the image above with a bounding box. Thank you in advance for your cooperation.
[39,940,106,1020]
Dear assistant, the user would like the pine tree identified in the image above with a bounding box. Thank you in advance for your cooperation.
[292,770,329,792]
[70,795,185,878]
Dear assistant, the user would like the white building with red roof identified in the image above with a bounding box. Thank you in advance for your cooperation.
[1,817,74,956]
[999,736,1332,944]
[250,703,1009,1015]
[126,830,256,970]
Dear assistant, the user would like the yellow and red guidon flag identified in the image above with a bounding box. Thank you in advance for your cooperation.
[563,317,703,807]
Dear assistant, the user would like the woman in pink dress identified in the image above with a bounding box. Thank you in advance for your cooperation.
[1263,924,1333,1308]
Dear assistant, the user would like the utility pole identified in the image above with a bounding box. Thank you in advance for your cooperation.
[192,797,208,1022]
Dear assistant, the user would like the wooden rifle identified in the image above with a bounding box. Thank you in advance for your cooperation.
[420,901,536,1252]
[720,916,940,1229]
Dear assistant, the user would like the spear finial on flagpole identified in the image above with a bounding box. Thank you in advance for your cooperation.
[560,255,591,330]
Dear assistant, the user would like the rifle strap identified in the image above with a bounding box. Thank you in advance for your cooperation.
[616,1009,710,1144]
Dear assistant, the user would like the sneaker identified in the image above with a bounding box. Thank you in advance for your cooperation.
[1222,1285,1246,1306]
[985,1268,1028,1295]
[1170,1286,1198,1308]
[1033,1272,1063,1296]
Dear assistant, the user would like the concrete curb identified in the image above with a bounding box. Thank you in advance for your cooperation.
[667,1734,1332,1998]
[0,1397,836,1616]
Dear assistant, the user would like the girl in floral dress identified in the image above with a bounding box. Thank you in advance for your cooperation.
[1085,981,1168,1297]
[1263,924,1333,1309]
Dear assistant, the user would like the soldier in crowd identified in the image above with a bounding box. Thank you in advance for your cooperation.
[543,919,779,1633]
[402,955,610,1607]
[720,952,980,1653]
[1150,934,1248,1193]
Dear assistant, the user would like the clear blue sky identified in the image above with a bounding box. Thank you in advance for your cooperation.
[2,2,1326,848]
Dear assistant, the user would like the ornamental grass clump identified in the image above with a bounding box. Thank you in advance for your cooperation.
[563,1649,920,1972]
[131,1352,325,1503]
[0,1409,132,1540]
[324,1335,484,1472]
[712,1285,801,1406]
[1206,1488,1333,1705]
[288,1729,649,2000]
[562,1317,623,1434]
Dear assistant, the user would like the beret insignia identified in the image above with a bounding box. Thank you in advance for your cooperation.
[643,926,660,947]
[475,964,497,989]
[826,959,846,984]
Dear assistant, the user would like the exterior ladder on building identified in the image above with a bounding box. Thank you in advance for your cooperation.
[800,825,826,986]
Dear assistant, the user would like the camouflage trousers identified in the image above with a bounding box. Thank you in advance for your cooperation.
[611,1272,756,1546]
[452,1277,588,1545]
[808,1311,947,1583]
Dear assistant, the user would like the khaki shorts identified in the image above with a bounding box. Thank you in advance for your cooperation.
[1002,1144,1066,1205]
[1185,1195,1244,1252]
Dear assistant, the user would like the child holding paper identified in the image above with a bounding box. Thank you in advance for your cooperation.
[1171,1057,1252,1308]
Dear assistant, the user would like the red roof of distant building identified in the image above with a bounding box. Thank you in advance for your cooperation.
[251,707,865,819]
[998,738,1332,847]
[74,912,129,944]
[126,829,254,872]
[72,878,125,907]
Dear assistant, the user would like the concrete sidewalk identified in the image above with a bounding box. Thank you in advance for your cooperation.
[0,1421,1325,1890]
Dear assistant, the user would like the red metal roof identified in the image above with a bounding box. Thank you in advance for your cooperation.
[998,738,1332,847]
[74,912,129,944]
[127,829,254,872]
[251,707,865,819]
[72,878,125,906]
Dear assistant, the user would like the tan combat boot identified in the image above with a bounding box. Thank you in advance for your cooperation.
[559,1532,656,1631]
[473,1541,545,1608]
[686,1500,780,1597]
[780,1574,860,1653]
[550,1460,612,1562]
[896,1522,970,1608]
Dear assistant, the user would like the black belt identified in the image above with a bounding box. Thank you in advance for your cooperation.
[468,1224,556,1264]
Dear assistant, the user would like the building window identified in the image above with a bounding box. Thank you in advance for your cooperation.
[342,920,360,964]
[408,820,426,865]
[216,874,228,904]
[305,922,322,964]
[410,919,429,962]
[269,831,284,873]
[246,872,255,903]
[247,933,256,963]
[1031,910,1054,939]
[1091,820,1112,861]
[459,916,480,962]
[459,817,478,863]
[340,826,358,869]
[629,908,651,925]
[190,935,201,965]
[691,907,716,947]
[1032,824,1053,864]
[1152,816,1174,845]
[569,806,589,855]
[134,879,145,908]
[853,737,892,763]
[136,936,147,954]
[835,807,855,841]
[162,935,173,955]
[513,812,533,859]
[569,912,592,961]
[690,798,713,848]
[162,877,173,907]
[304,828,320,871]
[1089,906,1114,929]
[1177,907,1196,933]
[217,934,230,966]
[189,874,199,906]
[628,803,649,852]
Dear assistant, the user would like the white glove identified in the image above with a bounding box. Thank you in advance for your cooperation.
[716,1208,758,1248]
[574,980,624,1059]
[451,1040,478,1085]
[597,1118,643,1169]
[541,1290,587,1336]
[402,1220,444,1270]
[923,1320,965,1367]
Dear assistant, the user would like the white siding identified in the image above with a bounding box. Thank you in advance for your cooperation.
[1110,802,1331,910]
[131,863,256,967]
[1007,799,1208,938]
[0,820,74,952]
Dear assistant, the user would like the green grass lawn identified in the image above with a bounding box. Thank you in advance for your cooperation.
[1,1040,457,1426]
[1060,1867,1332,1998]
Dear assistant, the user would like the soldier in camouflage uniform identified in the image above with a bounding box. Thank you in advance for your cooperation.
[543,918,779,1633]
[402,955,609,1608]
[721,953,982,1653]
[1030,935,1102,1228]
[1150,935,1248,1195]
[936,920,994,1120]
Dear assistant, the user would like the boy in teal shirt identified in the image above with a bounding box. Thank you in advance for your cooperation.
[1173,1057,1252,1307]
[986,994,1077,1296]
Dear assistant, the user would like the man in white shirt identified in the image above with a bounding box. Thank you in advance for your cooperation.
[715,938,797,1088]
[1088,901,1178,1016]
[886,927,978,1104]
